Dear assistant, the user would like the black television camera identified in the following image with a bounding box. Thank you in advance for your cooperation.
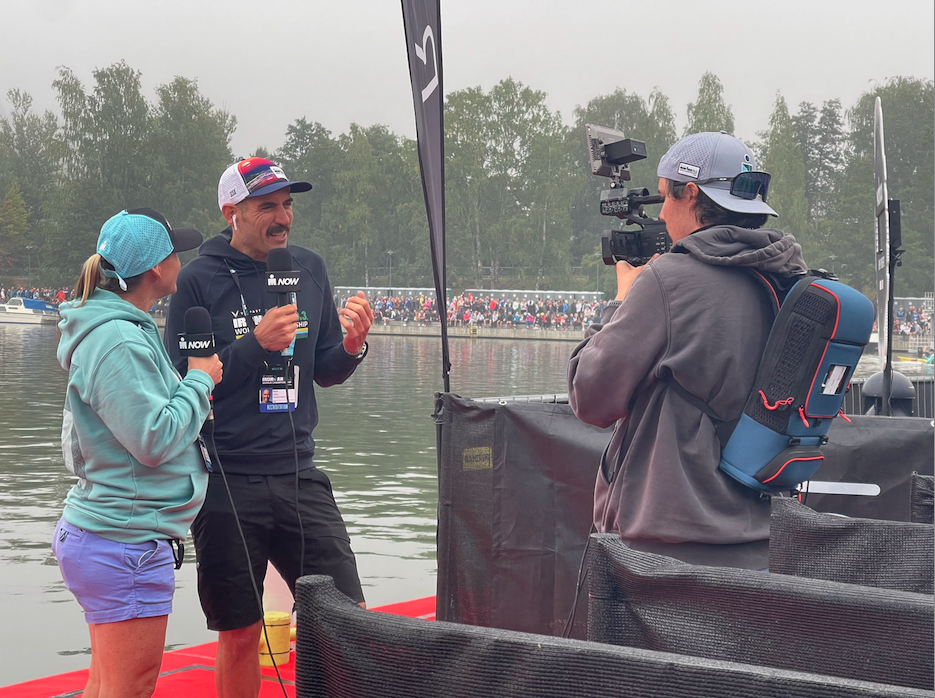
[586,124,670,266]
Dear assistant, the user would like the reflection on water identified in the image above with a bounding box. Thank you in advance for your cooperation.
[0,323,926,685]
[0,327,573,686]
[0,325,83,686]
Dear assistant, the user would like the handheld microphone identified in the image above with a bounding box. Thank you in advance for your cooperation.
[180,306,216,421]
[266,248,301,307]
[179,307,216,356]
[266,248,301,358]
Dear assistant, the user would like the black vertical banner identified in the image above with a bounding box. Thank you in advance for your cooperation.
[401,0,450,389]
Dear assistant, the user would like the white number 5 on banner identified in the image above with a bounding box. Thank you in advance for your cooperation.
[415,25,439,103]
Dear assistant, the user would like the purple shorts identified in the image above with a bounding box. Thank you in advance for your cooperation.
[52,517,175,624]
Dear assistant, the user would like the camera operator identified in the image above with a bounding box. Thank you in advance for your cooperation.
[568,131,807,570]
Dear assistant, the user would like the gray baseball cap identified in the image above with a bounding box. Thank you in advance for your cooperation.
[657,131,777,216]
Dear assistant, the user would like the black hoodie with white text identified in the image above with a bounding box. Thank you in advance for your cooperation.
[165,228,362,474]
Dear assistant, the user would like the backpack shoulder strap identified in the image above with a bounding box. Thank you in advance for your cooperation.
[660,267,810,449]
[743,267,822,315]
[662,372,723,422]
[661,372,737,451]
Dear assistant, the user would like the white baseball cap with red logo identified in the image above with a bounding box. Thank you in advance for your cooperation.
[217,157,312,210]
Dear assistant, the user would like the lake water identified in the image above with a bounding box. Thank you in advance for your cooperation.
[0,325,575,686]
[0,322,926,686]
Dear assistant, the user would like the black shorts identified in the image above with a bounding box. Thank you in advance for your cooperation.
[191,468,364,631]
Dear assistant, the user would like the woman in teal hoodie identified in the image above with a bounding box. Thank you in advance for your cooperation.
[53,209,223,698]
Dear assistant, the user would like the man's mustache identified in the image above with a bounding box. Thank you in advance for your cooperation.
[267,225,289,235]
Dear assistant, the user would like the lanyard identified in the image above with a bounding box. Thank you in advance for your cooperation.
[225,259,296,365]
[225,259,260,330]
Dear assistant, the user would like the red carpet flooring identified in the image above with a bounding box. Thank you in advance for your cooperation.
[1,596,436,698]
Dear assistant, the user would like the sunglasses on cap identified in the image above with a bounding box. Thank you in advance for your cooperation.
[697,171,771,203]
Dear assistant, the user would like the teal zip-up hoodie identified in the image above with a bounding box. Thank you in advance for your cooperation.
[57,290,214,543]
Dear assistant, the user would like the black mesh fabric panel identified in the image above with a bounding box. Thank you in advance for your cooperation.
[434,392,497,628]
[769,498,934,594]
[910,472,934,524]
[803,416,934,520]
[437,391,933,640]
[752,316,816,430]
[746,285,835,432]
[795,288,834,324]
[587,534,933,690]
[294,575,926,698]
[435,392,603,638]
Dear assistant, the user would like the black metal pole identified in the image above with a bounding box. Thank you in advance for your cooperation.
[882,258,896,416]
[882,200,904,417]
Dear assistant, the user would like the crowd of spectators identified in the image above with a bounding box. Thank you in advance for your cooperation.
[5,283,932,340]
[0,284,174,315]
[895,304,930,338]
[337,291,609,331]
[0,285,69,305]
[343,291,935,341]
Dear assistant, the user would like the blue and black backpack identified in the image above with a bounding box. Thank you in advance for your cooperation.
[670,269,876,493]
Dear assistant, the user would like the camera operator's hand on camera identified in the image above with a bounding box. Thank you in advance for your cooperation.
[614,255,660,302]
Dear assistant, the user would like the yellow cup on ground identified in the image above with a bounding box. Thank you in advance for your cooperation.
[258,611,292,667]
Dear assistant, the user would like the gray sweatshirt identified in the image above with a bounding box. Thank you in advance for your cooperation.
[568,225,807,569]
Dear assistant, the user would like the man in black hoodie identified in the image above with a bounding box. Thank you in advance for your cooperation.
[568,132,807,572]
[166,157,373,698]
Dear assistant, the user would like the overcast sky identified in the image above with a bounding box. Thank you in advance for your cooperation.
[1,0,932,157]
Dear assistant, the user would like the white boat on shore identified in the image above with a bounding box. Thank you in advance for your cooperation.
[0,297,58,325]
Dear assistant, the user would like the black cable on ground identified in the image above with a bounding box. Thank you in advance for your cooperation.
[561,524,596,639]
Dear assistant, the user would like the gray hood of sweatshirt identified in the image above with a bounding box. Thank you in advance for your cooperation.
[674,225,807,274]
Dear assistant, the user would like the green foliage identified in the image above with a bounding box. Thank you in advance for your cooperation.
[760,94,809,253]
[46,62,156,284]
[276,118,341,247]
[0,89,62,279]
[793,99,845,220]
[444,79,579,290]
[0,181,29,271]
[0,62,929,298]
[685,72,735,136]
[816,77,934,295]
[310,123,426,288]
[147,76,236,235]
[53,62,151,194]
[0,63,236,285]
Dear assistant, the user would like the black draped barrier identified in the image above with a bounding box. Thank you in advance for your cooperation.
[294,575,926,698]
[769,498,933,594]
[434,393,934,638]
[434,392,602,638]
[910,473,934,524]
[586,535,934,691]
[802,415,935,520]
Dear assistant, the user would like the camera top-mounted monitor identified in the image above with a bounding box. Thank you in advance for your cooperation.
[586,124,648,183]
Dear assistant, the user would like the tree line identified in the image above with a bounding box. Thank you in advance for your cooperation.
[0,62,931,297]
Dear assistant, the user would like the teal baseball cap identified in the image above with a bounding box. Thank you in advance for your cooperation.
[97,208,202,290]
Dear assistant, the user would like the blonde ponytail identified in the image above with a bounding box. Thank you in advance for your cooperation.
[69,254,143,306]
[71,254,104,306]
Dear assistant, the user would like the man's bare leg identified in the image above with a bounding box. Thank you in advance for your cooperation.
[215,621,262,698]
